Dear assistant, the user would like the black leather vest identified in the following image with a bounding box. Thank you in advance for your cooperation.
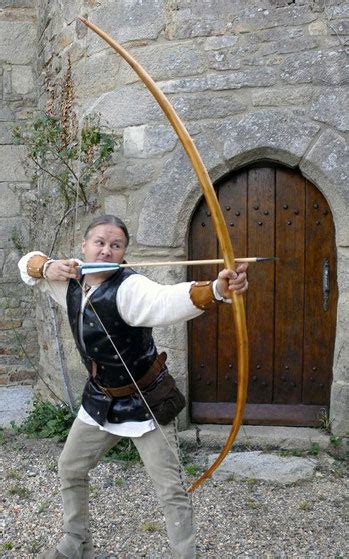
[66,269,158,425]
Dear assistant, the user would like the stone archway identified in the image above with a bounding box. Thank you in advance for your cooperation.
[137,109,348,436]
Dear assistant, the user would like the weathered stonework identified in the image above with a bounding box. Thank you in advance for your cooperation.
[2,0,348,436]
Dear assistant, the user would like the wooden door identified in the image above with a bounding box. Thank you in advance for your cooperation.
[188,165,338,426]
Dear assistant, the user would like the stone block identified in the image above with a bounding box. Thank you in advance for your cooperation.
[5,250,23,279]
[232,5,317,33]
[0,183,20,216]
[308,21,328,36]
[336,254,349,295]
[153,323,187,350]
[172,94,245,121]
[165,9,229,40]
[104,194,127,219]
[310,89,349,131]
[73,51,120,101]
[11,65,34,95]
[210,451,317,484]
[159,67,278,94]
[259,36,320,56]
[0,121,16,144]
[328,19,349,35]
[86,0,165,55]
[0,106,14,121]
[204,35,239,51]
[0,319,22,329]
[87,86,161,129]
[300,129,349,200]
[103,158,158,191]
[9,368,36,383]
[221,110,320,167]
[281,49,349,85]
[252,87,313,107]
[255,26,304,43]
[0,145,28,181]
[0,216,29,250]
[0,22,36,64]
[3,67,11,97]
[118,43,207,85]
[0,1,35,7]
[326,4,349,18]
[330,381,349,437]
[124,125,177,158]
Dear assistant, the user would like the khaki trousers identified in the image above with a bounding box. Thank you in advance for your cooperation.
[56,417,196,559]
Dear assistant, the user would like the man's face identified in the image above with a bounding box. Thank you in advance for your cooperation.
[82,224,127,264]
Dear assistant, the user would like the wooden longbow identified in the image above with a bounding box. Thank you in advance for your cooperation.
[79,16,249,493]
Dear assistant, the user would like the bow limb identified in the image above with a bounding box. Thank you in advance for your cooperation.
[79,17,249,492]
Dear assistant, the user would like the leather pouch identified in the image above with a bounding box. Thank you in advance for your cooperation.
[141,369,186,425]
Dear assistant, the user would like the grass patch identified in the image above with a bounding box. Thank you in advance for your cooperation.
[246,497,258,510]
[279,449,304,458]
[0,428,7,445]
[244,477,258,489]
[184,463,202,476]
[6,469,21,480]
[8,484,31,499]
[2,542,14,551]
[299,499,312,511]
[308,443,320,456]
[12,400,76,442]
[226,473,236,482]
[103,439,140,463]
[142,522,161,533]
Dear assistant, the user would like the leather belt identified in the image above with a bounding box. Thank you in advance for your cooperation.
[93,352,167,398]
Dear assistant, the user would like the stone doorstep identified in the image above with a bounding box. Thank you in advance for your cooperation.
[179,424,331,451]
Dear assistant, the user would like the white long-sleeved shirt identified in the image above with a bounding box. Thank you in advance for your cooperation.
[19,252,215,437]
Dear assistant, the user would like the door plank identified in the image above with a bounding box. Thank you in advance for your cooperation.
[274,169,305,404]
[303,182,338,404]
[247,167,275,403]
[192,402,325,426]
[188,199,218,402]
[217,173,248,402]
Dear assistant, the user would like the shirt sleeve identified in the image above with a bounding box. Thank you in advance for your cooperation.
[18,251,68,309]
[116,274,204,327]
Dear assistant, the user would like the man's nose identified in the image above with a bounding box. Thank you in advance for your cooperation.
[101,244,112,255]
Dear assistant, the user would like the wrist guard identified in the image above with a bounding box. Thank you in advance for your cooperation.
[189,280,217,310]
[26,255,49,279]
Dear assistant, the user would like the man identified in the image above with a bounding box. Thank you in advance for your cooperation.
[18,215,248,559]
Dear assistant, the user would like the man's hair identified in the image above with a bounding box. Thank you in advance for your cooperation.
[83,215,130,246]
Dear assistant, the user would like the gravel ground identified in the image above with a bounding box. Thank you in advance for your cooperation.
[1,431,347,559]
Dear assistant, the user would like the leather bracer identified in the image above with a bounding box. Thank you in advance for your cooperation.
[26,254,49,279]
[189,280,217,310]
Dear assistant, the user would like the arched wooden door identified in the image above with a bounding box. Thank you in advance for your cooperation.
[188,164,338,426]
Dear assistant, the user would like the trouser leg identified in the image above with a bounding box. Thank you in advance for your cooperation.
[133,421,196,559]
[57,418,119,558]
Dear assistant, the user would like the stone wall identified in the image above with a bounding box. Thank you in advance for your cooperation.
[0,0,38,387]
[4,0,348,434]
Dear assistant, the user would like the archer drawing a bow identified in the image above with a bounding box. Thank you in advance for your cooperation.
[79,16,250,492]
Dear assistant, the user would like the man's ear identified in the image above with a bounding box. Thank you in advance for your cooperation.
[81,240,86,255]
